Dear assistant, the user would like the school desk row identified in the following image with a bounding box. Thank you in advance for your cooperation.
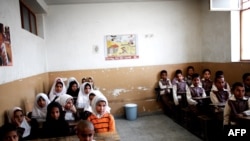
[157,90,250,140]
[24,131,120,141]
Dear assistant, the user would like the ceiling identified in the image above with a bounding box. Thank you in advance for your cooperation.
[44,0,175,5]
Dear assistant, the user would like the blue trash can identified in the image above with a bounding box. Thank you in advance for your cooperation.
[124,103,137,121]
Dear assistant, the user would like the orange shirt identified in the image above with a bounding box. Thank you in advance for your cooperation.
[87,113,116,133]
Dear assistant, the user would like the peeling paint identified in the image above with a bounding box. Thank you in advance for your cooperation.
[145,99,155,101]
[61,77,67,81]
[137,86,149,91]
[112,88,129,96]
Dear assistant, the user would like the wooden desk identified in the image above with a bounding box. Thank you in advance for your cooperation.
[67,120,79,127]
[37,120,79,129]
[235,115,250,130]
[192,96,210,100]
[177,92,188,107]
[24,132,120,141]
[209,102,225,107]
[95,132,120,141]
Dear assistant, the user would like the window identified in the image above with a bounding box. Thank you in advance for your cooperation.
[210,0,250,61]
[240,0,250,60]
[20,0,37,35]
[210,0,241,11]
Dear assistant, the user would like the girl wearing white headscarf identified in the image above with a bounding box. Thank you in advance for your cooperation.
[87,95,116,133]
[84,90,111,113]
[76,82,93,109]
[66,77,80,90]
[31,93,50,121]
[10,107,31,138]
[49,77,67,101]
[66,77,80,105]
[56,94,77,121]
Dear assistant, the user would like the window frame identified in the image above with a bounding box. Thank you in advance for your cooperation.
[240,0,250,61]
[19,0,38,35]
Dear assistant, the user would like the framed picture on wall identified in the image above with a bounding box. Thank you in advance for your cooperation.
[105,34,139,60]
[0,23,13,66]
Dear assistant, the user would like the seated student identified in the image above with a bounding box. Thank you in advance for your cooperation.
[172,70,190,107]
[76,82,93,109]
[186,73,208,114]
[224,82,250,128]
[42,102,70,138]
[158,70,173,115]
[55,94,78,121]
[211,70,231,93]
[87,76,96,90]
[76,120,95,141]
[242,72,250,97]
[31,93,50,121]
[66,77,80,105]
[9,107,32,140]
[184,66,195,87]
[87,95,116,133]
[30,93,50,138]
[201,69,213,96]
[49,77,67,101]
[0,123,19,141]
[83,90,111,120]
[158,70,172,95]
[172,69,183,85]
[210,75,231,113]
[82,77,87,84]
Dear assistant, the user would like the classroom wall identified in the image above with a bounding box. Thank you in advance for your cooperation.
[0,0,232,86]
[0,0,47,85]
[0,62,249,125]
[201,0,231,62]
[0,73,49,125]
[45,0,202,71]
[0,0,248,125]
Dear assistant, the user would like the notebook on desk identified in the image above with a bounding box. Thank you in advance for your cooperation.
[243,110,250,116]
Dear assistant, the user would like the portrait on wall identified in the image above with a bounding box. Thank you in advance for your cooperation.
[0,23,13,66]
[105,34,139,60]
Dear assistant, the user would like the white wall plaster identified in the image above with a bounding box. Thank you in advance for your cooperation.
[137,86,149,91]
[112,88,129,96]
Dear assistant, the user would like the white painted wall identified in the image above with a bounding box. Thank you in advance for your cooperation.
[0,0,233,84]
[0,0,47,84]
[201,0,231,62]
[45,0,202,71]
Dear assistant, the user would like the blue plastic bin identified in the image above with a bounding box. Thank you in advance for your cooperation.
[124,103,137,121]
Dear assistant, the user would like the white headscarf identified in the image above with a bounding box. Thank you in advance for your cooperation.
[31,93,50,120]
[55,94,73,107]
[76,82,93,109]
[66,77,80,90]
[91,95,110,118]
[10,107,31,138]
[84,90,111,113]
[55,94,75,121]
[84,90,102,112]
[49,77,67,101]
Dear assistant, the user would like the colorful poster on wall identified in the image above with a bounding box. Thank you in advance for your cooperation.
[0,23,13,66]
[105,34,139,60]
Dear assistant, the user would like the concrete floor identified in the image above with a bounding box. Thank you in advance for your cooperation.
[115,114,202,141]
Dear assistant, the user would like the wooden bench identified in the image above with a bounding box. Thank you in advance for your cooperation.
[24,132,121,141]
[197,114,223,141]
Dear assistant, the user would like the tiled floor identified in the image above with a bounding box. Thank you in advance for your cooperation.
[115,114,202,141]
